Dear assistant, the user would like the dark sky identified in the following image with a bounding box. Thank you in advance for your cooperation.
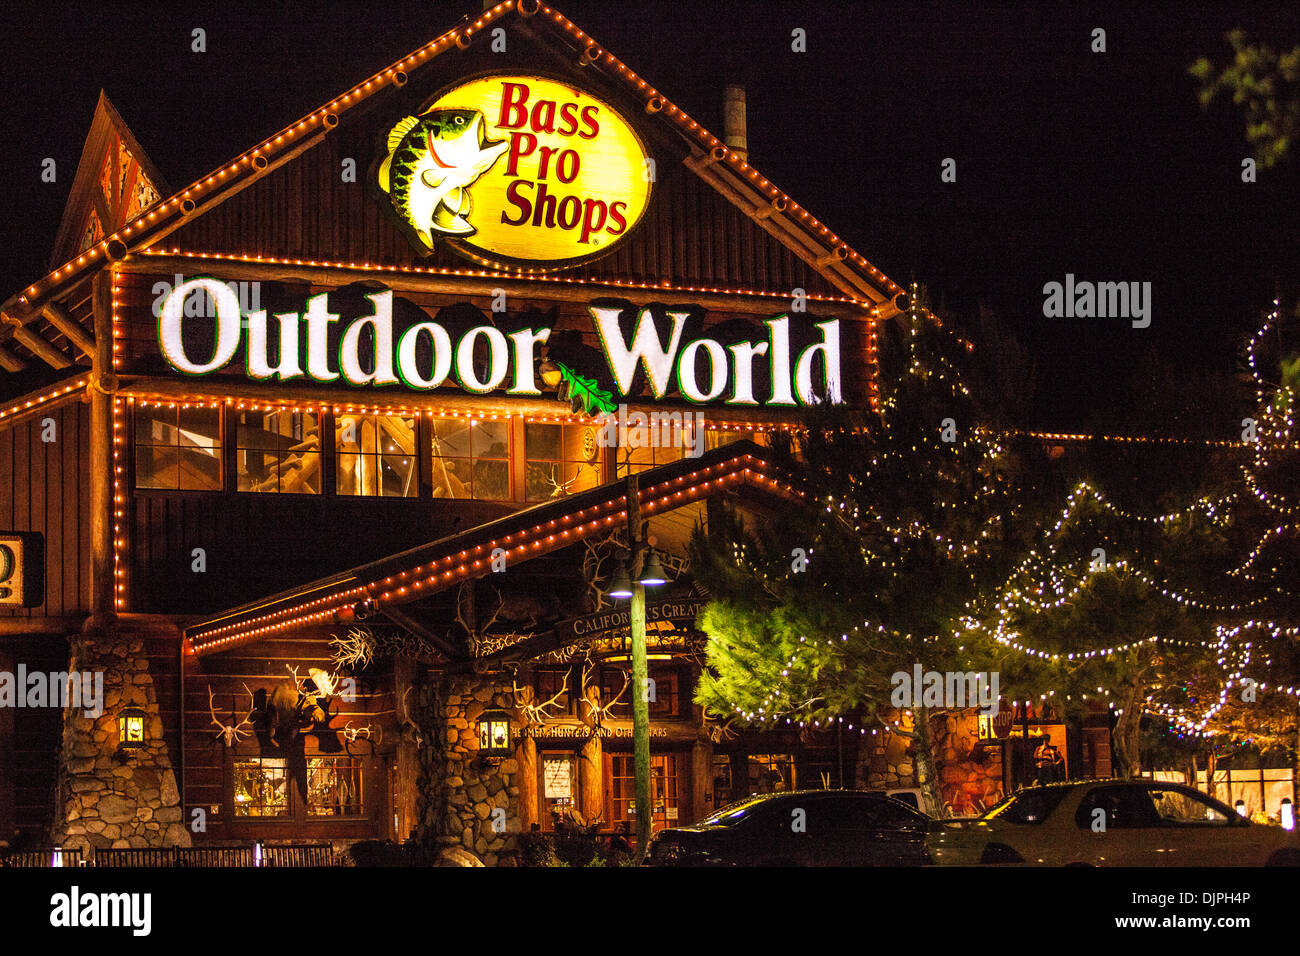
[1,1,1296,430]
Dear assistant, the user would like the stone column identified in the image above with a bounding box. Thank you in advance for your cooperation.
[51,619,190,859]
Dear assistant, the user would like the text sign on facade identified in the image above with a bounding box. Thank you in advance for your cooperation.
[0,532,44,608]
[377,75,652,270]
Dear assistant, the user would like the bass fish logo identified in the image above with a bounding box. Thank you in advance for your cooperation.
[377,108,508,251]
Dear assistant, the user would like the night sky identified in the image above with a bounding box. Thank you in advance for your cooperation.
[1,1,1296,431]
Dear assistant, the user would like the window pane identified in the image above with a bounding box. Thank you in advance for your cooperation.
[134,406,222,491]
[237,411,320,493]
[336,414,417,497]
[472,459,509,501]
[306,757,363,817]
[233,758,289,817]
[472,420,509,458]
[525,422,561,460]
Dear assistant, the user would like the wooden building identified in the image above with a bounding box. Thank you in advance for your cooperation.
[0,1,993,862]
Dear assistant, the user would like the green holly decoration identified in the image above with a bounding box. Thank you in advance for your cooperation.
[556,361,617,416]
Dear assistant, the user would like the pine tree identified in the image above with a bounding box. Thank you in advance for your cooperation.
[691,289,1027,815]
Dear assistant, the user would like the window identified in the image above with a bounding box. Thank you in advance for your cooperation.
[748,753,796,795]
[534,667,574,716]
[986,786,1071,824]
[525,422,603,500]
[609,753,680,833]
[236,411,321,493]
[615,438,684,477]
[428,417,509,499]
[335,413,418,497]
[1147,786,1233,826]
[1074,786,1161,829]
[134,405,221,490]
[540,752,578,830]
[306,757,363,816]
[233,758,289,816]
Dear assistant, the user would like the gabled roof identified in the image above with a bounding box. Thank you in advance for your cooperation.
[48,91,170,271]
[186,440,796,657]
[1,0,902,373]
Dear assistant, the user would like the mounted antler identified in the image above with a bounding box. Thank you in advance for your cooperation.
[703,713,739,743]
[511,672,568,726]
[343,721,382,745]
[582,667,630,727]
[208,684,254,746]
[397,686,425,748]
[454,583,506,656]
[330,626,374,672]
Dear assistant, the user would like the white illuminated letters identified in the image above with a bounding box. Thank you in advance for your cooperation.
[154,285,843,406]
[158,278,242,374]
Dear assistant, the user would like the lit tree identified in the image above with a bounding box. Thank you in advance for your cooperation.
[1190,30,1300,169]
[690,289,1031,815]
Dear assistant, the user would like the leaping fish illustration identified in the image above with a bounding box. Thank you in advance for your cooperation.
[377,108,508,249]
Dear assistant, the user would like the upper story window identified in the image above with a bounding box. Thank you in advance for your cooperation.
[525,422,603,500]
[236,411,321,493]
[429,417,509,500]
[335,413,418,497]
[133,405,222,491]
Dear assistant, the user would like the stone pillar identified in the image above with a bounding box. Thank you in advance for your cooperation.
[51,620,190,858]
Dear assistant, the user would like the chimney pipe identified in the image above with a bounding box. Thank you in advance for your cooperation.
[723,84,748,161]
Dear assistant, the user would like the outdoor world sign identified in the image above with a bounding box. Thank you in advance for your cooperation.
[154,279,842,407]
[375,74,653,270]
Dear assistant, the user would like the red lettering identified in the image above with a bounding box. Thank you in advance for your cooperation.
[556,149,580,183]
[530,182,558,228]
[537,145,560,180]
[500,179,532,226]
[498,82,531,129]
[505,131,537,176]
[530,99,557,134]
[557,195,581,230]
[607,201,628,235]
[557,102,579,136]
[578,105,600,139]
[579,198,608,243]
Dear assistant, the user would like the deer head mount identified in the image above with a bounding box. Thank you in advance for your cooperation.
[343,720,382,748]
[208,684,254,747]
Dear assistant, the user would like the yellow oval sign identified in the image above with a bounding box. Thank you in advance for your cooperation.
[377,75,652,271]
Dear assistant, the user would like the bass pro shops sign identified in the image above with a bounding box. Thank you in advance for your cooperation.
[376,75,652,270]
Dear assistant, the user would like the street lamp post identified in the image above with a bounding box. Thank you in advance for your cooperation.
[614,472,672,860]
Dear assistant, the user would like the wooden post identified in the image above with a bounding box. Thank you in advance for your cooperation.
[516,734,538,833]
[690,739,710,824]
[625,473,652,858]
[89,273,115,621]
[579,734,603,826]
[393,655,418,840]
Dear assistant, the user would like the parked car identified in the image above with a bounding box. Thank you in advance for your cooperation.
[929,779,1300,866]
[646,790,934,866]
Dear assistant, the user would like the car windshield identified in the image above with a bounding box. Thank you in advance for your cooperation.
[699,796,772,827]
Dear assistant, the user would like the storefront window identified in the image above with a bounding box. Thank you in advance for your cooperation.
[335,413,418,497]
[534,667,574,716]
[233,757,289,816]
[541,752,578,829]
[748,753,796,795]
[615,438,685,477]
[306,757,363,816]
[525,422,603,500]
[236,411,321,493]
[429,417,509,499]
[133,405,222,490]
[609,753,680,833]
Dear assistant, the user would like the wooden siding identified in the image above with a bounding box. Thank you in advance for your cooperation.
[0,398,92,618]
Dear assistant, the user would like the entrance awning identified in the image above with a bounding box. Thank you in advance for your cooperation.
[185,440,795,657]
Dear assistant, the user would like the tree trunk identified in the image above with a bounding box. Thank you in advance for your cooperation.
[912,705,944,817]
[1110,676,1143,779]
